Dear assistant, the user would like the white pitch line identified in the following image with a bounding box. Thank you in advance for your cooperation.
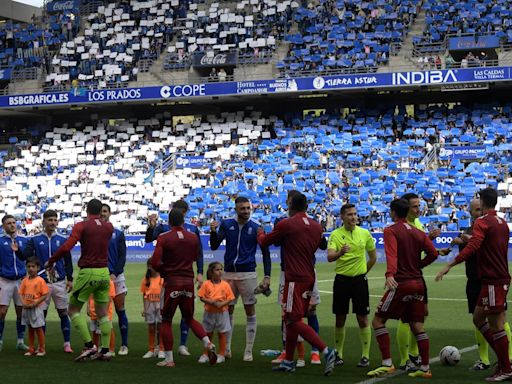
[317,275,467,283]
[355,345,478,384]
[317,290,467,302]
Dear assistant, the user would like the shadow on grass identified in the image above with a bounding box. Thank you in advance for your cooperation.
[0,321,486,384]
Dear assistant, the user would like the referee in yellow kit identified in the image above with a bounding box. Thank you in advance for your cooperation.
[327,203,376,368]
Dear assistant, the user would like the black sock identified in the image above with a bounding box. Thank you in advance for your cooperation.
[85,341,94,348]
[101,347,109,354]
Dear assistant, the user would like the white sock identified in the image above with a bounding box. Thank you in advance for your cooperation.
[420,364,429,371]
[382,358,392,366]
[17,338,24,344]
[202,336,211,348]
[165,351,173,362]
[245,315,257,352]
[226,312,234,351]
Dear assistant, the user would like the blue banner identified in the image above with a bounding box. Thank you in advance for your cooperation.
[1,67,511,109]
[0,68,11,80]
[175,154,210,168]
[439,146,486,160]
[46,0,80,13]
[449,36,500,50]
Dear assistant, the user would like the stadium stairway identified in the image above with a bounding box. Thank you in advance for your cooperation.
[499,49,512,65]
[382,7,428,72]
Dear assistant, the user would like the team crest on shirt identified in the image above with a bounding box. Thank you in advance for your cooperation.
[112,232,116,239]
[229,226,235,230]
[248,227,253,235]
[56,240,60,246]
[482,297,489,306]
[39,241,45,245]
[302,291,312,299]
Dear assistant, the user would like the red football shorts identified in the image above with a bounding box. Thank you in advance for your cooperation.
[478,283,509,314]
[282,279,314,322]
[375,279,426,323]
[161,282,195,321]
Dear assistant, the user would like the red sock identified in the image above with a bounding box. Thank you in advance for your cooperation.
[288,320,327,352]
[415,332,429,367]
[375,327,391,361]
[148,324,156,351]
[36,328,45,352]
[479,322,495,349]
[285,322,298,361]
[186,318,207,340]
[161,321,173,351]
[28,327,35,351]
[493,330,512,373]
[219,333,227,356]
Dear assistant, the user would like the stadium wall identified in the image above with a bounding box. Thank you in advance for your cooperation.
[0,0,42,23]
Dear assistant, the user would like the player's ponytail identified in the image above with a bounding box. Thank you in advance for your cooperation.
[145,258,152,287]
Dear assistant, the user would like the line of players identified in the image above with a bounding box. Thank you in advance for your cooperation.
[0,205,128,355]
[0,187,510,381]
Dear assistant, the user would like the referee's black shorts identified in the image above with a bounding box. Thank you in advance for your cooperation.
[332,274,369,315]
[466,279,481,314]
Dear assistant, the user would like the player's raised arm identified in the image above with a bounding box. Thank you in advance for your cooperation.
[419,234,439,269]
[47,222,83,266]
[150,236,164,274]
[257,220,287,247]
[209,220,225,250]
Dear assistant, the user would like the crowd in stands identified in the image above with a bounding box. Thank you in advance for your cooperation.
[277,0,420,76]
[414,0,512,48]
[45,0,192,91]
[164,0,294,71]
[0,12,78,70]
[1,102,512,236]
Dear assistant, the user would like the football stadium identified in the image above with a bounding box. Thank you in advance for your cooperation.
[1,0,512,382]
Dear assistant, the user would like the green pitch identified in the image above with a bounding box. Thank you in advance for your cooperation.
[0,263,497,383]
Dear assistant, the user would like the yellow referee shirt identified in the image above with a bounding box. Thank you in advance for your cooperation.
[409,217,425,232]
[328,226,376,276]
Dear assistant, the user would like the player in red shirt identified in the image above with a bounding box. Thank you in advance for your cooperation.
[368,198,438,379]
[151,209,216,368]
[437,188,512,382]
[258,193,336,376]
[46,198,114,362]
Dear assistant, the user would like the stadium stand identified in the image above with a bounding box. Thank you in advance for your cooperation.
[44,0,183,91]
[163,0,295,72]
[277,0,420,76]
[413,0,512,51]
[1,103,511,236]
[0,13,77,71]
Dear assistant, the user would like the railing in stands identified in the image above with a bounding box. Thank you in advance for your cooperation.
[161,153,176,173]
[420,145,438,169]
[11,68,40,82]
[79,1,104,16]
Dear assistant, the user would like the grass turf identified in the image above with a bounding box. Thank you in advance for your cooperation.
[1,262,496,383]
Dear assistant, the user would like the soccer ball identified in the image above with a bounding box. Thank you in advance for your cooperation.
[439,346,461,366]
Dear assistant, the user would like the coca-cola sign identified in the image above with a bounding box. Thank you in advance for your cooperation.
[193,51,237,67]
[47,0,79,13]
